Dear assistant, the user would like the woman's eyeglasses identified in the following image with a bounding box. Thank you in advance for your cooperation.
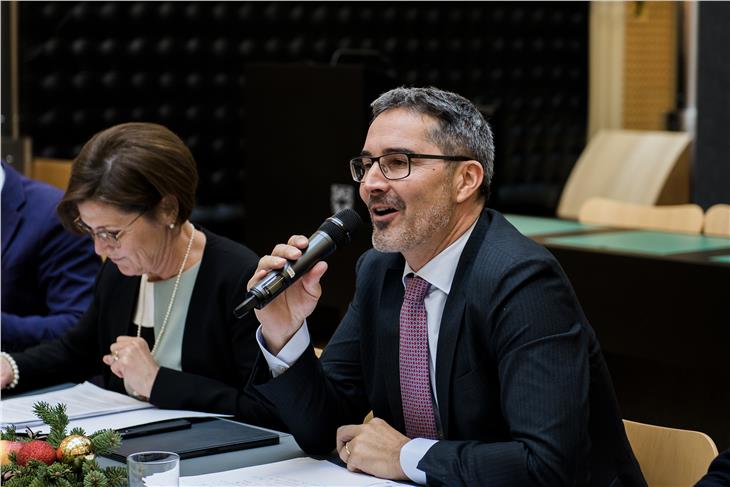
[74,211,145,248]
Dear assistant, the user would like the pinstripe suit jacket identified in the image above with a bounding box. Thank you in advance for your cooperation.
[254,208,646,486]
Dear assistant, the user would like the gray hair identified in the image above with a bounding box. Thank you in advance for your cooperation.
[370,86,495,199]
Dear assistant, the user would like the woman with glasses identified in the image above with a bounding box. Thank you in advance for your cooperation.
[0,123,283,429]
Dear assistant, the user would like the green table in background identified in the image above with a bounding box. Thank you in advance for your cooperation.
[505,214,730,263]
[504,214,600,236]
[505,213,730,450]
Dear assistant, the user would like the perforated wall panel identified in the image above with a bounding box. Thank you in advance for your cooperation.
[18,2,589,223]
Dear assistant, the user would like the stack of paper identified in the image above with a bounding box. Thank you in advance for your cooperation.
[180,457,411,486]
[1,382,226,434]
[1,382,152,429]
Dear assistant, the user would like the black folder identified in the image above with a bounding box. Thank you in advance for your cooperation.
[105,417,279,462]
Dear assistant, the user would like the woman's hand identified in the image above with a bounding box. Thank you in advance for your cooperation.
[249,234,328,356]
[1,357,15,388]
[103,336,160,399]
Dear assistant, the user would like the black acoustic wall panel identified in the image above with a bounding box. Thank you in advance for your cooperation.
[1,1,13,137]
[244,64,376,336]
[18,1,589,228]
[695,2,730,208]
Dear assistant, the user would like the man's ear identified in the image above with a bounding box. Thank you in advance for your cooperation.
[453,160,484,203]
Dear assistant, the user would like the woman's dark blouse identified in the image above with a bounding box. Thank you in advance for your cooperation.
[10,228,284,430]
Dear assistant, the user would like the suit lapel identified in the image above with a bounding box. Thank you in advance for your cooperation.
[102,268,140,393]
[435,209,490,437]
[108,273,141,339]
[1,164,26,255]
[180,226,207,368]
[379,266,407,432]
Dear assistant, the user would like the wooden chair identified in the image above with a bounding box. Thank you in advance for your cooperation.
[623,419,718,487]
[558,130,692,219]
[31,158,73,190]
[703,204,730,237]
[578,197,704,234]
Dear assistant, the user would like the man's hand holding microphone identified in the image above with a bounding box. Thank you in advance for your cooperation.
[240,209,362,355]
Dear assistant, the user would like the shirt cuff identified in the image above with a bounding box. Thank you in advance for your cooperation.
[255,322,311,377]
[400,438,438,485]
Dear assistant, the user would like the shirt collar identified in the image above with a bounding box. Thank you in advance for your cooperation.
[402,218,478,295]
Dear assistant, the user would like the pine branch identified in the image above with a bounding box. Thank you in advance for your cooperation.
[32,402,69,448]
[69,427,87,437]
[81,459,97,477]
[4,477,24,487]
[1,424,18,440]
[47,462,72,478]
[88,430,121,455]
[102,466,127,487]
[29,478,46,487]
[82,469,108,487]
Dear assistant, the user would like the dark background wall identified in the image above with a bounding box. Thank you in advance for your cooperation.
[15,2,591,336]
[695,2,730,208]
[1,2,12,137]
[12,1,592,338]
[17,1,589,223]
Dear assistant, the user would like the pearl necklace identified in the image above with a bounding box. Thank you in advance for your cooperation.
[137,223,196,357]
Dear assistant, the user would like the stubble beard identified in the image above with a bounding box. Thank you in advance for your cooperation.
[371,186,455,254]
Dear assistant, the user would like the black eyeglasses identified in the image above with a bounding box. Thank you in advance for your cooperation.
[74,211,145,248]
[349,152,472,182]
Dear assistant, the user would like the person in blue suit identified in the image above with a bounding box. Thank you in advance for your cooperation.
[247,87,646,486]
[1,161,99,352]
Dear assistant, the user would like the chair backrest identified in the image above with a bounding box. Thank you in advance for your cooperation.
[578,197,704,234]
[623,419,718,487]
[557,129,692,219]
[32,158,73,190]
[703,204,730,237]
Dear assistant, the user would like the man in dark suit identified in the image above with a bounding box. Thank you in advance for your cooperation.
[249,87,646,486]
[1,161,99,352]
[696,449,730,486]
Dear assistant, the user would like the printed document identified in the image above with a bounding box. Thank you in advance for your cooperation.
[180,457,411,486]
[1,382,225,434]
[1,382,151,428]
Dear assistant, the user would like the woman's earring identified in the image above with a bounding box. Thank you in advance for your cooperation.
[169,223,175,229]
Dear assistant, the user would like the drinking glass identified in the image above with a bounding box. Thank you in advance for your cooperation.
[127,451,179,487]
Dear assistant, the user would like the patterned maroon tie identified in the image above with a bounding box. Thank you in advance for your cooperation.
[399,274,438,439]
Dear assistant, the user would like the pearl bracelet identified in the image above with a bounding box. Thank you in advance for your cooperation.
[1,352,19,389]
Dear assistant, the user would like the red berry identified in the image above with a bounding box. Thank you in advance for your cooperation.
[16,440,56,466]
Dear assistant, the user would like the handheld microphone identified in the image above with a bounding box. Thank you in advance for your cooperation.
[233,208,363,318]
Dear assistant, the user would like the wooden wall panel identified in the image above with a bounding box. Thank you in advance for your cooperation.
[623,1,678,130]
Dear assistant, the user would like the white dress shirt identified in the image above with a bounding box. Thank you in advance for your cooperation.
[257,219,477,484]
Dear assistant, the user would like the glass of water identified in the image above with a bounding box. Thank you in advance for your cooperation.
[127,451,180,487]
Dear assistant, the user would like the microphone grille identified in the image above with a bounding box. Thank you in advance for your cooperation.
[320,208,363,247]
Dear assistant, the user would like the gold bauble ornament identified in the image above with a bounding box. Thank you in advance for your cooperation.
[56,435,92,463]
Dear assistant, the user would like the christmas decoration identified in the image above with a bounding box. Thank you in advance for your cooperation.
[56,435,93,463]
[0,401,126,486]
[16,440,56,466]
[0,440,22,465]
